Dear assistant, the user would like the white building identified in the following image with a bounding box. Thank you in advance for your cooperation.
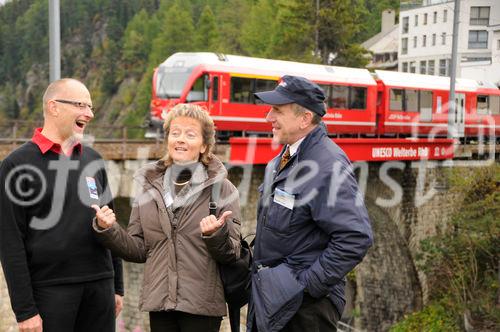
[362,9,399,70]
[398,0,500,86]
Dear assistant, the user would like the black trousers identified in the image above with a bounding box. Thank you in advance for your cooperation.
[282,294,339,332]
[33,278,115,332]
[149,311,222,332]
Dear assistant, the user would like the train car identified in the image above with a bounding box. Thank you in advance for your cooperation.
[148,52,499,143]
[375,70,481,138]
[474,83,500,139]
[148,52,378,137]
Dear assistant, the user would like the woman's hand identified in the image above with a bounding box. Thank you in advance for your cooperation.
[92,205,116,230]
[200,211,232,236]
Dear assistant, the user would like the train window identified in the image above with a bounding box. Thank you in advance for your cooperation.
[420,90,433,121]
[255,79,277,104]
[319,85,331,107]
[231,77,253,103]
[490,96,500,115]
[477,95,489,115]
[390,89,404,111]
[186,75,208,102]
[331,85,349,109]
[349,87,367,109]
[212,76,219,101]
[405,89,419,112]
[420,91,433,112]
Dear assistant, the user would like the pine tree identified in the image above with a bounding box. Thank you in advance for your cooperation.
[215,0,252,54]
[149,2,195,67]
[317,0,369,67]
[267,0,316,63]
[122,9,160,74]
[239,0,276,58]
[194,5,220,51]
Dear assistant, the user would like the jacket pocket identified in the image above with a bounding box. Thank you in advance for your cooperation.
[252,264,305,331]
[264,187,297,234]
[265,202,292,234]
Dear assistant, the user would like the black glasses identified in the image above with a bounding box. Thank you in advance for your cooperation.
[54,99,94,112]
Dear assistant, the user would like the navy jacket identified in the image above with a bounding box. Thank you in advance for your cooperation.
[247,124,373,331]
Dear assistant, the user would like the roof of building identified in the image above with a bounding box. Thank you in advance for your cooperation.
[362,25,399,54]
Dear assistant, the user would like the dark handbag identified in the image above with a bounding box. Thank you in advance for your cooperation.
[209,181,253,332]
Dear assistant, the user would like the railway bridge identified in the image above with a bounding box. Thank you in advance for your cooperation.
[0,121,498,332]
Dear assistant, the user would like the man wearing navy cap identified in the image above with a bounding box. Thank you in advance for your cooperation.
[247,75,373,331]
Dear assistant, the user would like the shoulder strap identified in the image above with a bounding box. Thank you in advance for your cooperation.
[209,180,222,216]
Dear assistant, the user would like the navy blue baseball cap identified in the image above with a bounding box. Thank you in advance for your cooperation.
[254,75,326,117]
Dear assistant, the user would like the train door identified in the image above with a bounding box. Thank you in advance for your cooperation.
[209,74,221,115]
[455,93,465,136]
[420,90,433,122]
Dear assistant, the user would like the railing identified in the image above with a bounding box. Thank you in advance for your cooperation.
[0,120,166,160]
[0,120,161,143]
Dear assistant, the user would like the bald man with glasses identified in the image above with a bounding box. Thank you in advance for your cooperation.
[0,78,124,332]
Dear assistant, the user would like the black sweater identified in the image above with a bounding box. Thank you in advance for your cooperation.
[0,142,123,322]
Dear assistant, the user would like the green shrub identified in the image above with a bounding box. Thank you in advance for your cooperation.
[414,164,500,328]
[390,303,460,332]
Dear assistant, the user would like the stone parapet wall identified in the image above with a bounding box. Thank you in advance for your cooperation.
[0,268,16,332]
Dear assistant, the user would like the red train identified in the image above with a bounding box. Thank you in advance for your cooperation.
[148,52,500,142]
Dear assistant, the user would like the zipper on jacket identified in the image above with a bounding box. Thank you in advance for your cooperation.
[171,216,178,243]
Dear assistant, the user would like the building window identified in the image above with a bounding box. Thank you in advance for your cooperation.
[410,61,416,73]
[497,39,500,50]
[433,11,437,24]
[443,9,447,22]
[402,38,408,55]
[468,30,488,49]
[413,36,417,48]
[428,60,435,75]
[470,6,490,25]
[402,62,408,72]
[464,57,490,62]
[441,32,446,45]
[420,61,427,74]
[415,14,418,26]
[423,35,427,47]
[402,16,409,34]
[424,13,428,25]
[439,59,448,76]
[432,34,436,46]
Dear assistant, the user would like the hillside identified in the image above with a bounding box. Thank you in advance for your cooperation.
[0,0,399,130]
